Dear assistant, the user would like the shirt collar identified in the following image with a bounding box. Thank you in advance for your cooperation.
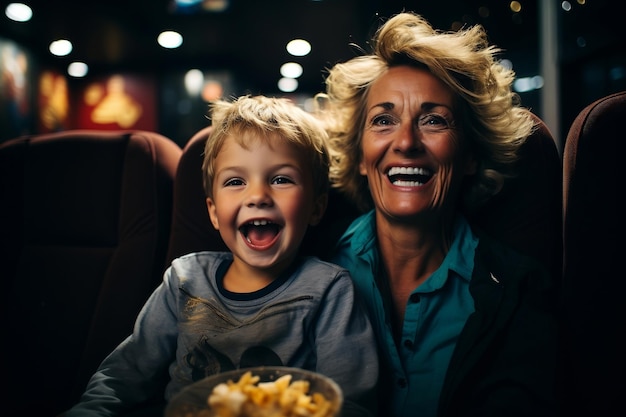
[448,214,478,281]
[349,211,477,284]
[419,214,477,292]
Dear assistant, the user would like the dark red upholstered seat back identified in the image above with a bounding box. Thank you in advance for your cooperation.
[0,130,181,416]
[465,114,563,281]
[165,126,227,265]
[560,91,626,416]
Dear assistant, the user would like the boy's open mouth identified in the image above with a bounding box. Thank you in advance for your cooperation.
[240,220,281,246]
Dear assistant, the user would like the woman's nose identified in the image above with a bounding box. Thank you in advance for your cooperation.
[393,122,423,154]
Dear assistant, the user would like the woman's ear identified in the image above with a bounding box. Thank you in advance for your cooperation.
[359,159,367,176]
[358,149,367,176]
[309,193,328,226]
[206,197,220,230]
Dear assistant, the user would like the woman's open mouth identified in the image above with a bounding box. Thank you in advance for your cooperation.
[387,166,433,187]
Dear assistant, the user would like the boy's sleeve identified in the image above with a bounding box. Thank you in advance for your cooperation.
[313,269,379,416]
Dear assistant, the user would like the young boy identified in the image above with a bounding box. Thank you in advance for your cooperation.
[65,95,378,416]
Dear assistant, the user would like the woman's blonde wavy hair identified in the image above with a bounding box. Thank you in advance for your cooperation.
[202,95,330,200]
[314,12,536,212]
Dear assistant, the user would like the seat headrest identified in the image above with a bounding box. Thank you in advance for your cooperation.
[466,114,563,279]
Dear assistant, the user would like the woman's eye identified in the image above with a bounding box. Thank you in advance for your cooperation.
[418,114,451,132]
[371,114,394,126]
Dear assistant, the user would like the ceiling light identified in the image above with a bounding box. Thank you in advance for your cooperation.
[509,1,522,13]
[202,0,229,12]
[202,81,223,101]
[68,62,88,78]
[278,77,298,93]
[286,39,311,57]
[184,69,204,95]
[5,3,32,22]
[158,31,183,49]
[49,39,73,57]
[280,62,303,78]
[513,75,544,93]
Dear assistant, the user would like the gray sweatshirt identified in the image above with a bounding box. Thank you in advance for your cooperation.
[66,252,379,416]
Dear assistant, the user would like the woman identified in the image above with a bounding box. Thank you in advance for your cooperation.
[315,12,559,417]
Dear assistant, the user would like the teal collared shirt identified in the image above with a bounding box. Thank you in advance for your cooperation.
[332,211,478,417]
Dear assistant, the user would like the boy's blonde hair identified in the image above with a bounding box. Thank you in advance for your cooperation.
[202,95,330,199]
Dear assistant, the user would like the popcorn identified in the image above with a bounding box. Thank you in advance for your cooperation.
[203,370,337,417]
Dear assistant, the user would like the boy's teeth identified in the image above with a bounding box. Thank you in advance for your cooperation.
[250,220,269,226]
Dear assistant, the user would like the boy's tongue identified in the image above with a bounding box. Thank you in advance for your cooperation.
[246,224,279,246]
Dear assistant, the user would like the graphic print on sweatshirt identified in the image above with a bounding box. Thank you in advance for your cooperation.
[179,288,316,383]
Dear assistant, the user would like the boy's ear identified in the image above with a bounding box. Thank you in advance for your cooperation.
[309,193,328,226]
[206,197,220,230]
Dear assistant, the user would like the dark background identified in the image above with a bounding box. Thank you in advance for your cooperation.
[1,0,624,148]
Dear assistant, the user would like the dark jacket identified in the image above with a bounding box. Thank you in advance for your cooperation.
[332,210,559,417]
[438,231,559,417]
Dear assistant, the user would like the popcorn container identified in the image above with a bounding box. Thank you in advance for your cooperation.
[165,366,344,417]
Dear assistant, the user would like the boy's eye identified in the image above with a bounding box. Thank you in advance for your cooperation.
[224,178,245,187]
[271,175,294,185]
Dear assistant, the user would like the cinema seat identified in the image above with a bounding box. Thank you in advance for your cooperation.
[465,114,563,283]
[165,126,227,265]
[0,130,182,416]
[560,91,626,416]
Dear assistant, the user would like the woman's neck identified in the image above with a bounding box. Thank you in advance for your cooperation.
[375,212,454,335]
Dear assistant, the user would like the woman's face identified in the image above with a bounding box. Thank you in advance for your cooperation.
[360,65,476,223]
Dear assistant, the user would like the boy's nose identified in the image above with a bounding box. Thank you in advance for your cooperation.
[246,183,272,207]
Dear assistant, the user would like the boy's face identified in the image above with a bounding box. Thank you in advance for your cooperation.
[206,133,327,274]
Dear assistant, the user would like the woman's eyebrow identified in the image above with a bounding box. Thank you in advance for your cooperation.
[367,101,394,113]
[421,102,454,112]
[367,101,454,113]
